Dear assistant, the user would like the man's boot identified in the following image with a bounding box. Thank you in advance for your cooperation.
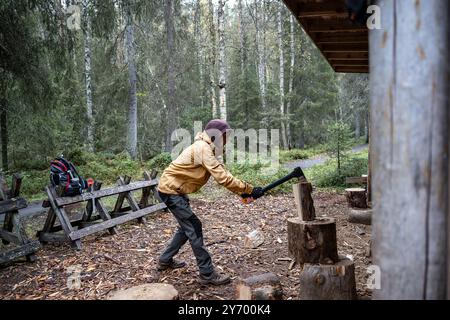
[199,270,231,285]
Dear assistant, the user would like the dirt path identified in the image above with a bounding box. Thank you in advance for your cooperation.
[0,191,372,300]
[284,144,368,170]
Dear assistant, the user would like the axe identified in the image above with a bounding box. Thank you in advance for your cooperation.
[242,167,306,203]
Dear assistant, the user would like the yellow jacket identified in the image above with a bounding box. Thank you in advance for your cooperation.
[157,131,253,195]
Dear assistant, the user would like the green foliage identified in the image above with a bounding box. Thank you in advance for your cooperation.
[325,120,353,175]
[279,144,328,163]
[147,152,172,171]
[306,151,368,188]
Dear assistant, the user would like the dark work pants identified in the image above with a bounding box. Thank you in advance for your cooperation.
[158,192,214,276]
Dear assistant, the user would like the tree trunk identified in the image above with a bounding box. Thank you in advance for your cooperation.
[217,0,227,121]
[370,0,449,299]
[0,101,7,171]
[287,217,339,265]
[286,15,295,149]
[255,0,267,125]
[237,0,245,75]
[125,7,137,159]
[82,0,94,152]
[299,258,357,300]
[355,112,361,139]
[194,0,204,110]
[207,0,218,118]
[164,0,176,152]
[278,6,287,149]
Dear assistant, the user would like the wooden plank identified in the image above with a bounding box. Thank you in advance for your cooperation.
[0,229,20,244]
[81,183,96,223]
[139,171,152,208]
[296,1,347,18]
[326,52,369,61]
[55,180,158,207]
[69,203,166,240]
[0,198,28,213]
[94,181,117,235]
[316,32,368,44]
[113,176,132,213]
[331,60,369,67]
[39,232,68,243]
[0,173,10,200]
[321,43,369,53]
[118,176,146,224]
[10,173,23,197]
[47,187,81,250]
[0,241,40,265]
[334,66,369,73]
[370,0,449,300]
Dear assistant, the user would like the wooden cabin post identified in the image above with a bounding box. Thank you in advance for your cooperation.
[370,0,449,299]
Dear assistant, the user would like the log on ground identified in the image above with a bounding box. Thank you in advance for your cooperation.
[108,283,179,300]
[348,208,372,225]
[236,273,283,300]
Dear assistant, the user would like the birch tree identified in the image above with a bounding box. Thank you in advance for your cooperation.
[125,3,137,159]
[278,4,287,149]
[286,14,295,148]
[207,0,218,118]
[164,0,176,151]
[194,0,204,109]
[255,0,267,124]
[237,0,245,74]
[217,0,227,120]
[82,0,94,152]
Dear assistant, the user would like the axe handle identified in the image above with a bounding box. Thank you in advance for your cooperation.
[261,169,305,194]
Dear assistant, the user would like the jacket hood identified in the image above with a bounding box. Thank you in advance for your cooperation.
[195,131,213,144]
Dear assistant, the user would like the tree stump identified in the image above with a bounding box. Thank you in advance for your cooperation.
[299,257,357,300]
[292,182,316,221]
[236,273,283,300]
[108,283,179,300]
[345,188,368,209]
[348,209,372,225]
[287,217,338,265]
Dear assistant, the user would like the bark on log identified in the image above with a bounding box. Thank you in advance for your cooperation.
[236,273,283,300]
[108,283,179,300]
[348,209,372,225]
[287,217,338,265]
[299,257,357,300]
[345,188,367,209]
[292,182,315,221]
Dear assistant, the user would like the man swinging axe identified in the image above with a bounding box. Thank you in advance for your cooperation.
[157,119,304,285]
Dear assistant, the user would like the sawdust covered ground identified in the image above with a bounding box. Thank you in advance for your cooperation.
[0,189,372,300]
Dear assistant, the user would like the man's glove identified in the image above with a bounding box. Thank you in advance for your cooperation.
[241,187,264,201]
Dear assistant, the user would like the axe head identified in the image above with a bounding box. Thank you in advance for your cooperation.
[292,167,306,180]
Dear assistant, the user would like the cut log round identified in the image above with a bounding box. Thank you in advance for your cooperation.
[287,217,338,265]
[299,257,357,300]
[108,283,179,300]
[345,188,367,209]
[236,273,283,300]
[348,209,372,225]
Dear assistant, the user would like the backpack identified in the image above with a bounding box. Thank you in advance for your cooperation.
[50,156,88,197]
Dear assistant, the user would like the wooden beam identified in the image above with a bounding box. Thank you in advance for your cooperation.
[55,180,158,206]
[0,241,40,265]
[69,203,166,240]
[332,60,369,67]
[296,1,347,18]
[327,52,369,61]
[316,32,368,44]
[0,198,27,213]
[334,66,369,73]
[371,0,449,299]
[308,19,367,33]
[321,43,369,53]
